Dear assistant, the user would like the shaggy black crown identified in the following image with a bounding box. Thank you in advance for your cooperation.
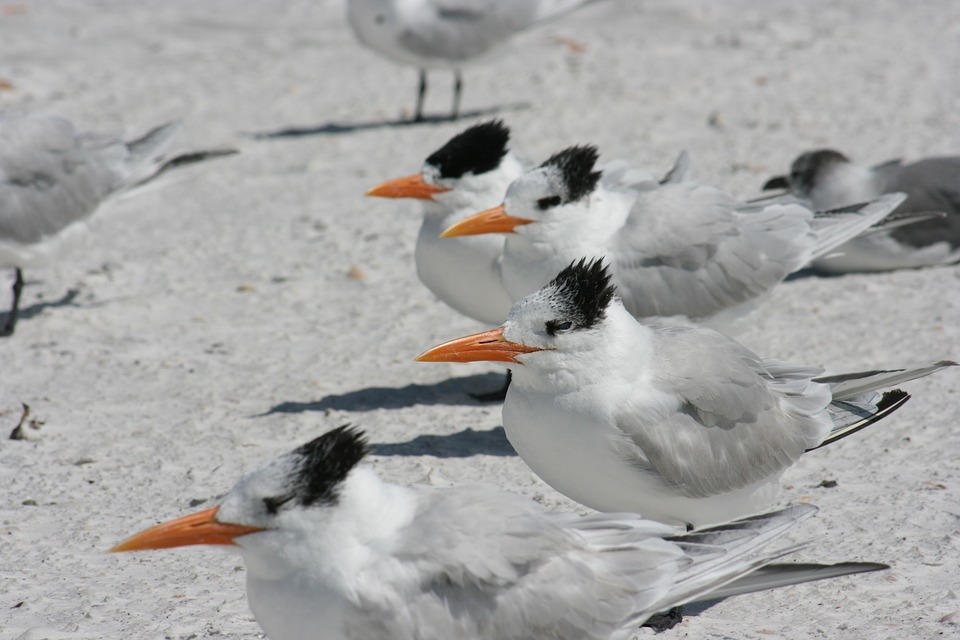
[540,145,602,204]
[548,257,616,330]
[789,149,850,192]
[425,120,510,179]
[266,425,370,512]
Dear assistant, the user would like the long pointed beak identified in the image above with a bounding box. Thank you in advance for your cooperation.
[416,327,544,364]
[746,189,791,203]
[111,506,264,552]
[439,204,535,237]
[366,174,451,200]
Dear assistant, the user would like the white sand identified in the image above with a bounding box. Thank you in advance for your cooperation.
[1,1,959,638]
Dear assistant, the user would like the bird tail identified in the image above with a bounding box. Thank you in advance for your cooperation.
[644,506,815,613]
[659,150,692,185]
[645,505,885,618]
[119,120,185,187]
[858,209,947,235]
[808,192,907,261]
[705,561,888,600]
[808,360,957,451]
[122,121,239,188]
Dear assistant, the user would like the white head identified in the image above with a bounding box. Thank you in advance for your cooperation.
[764,149,874,209]
[112,426,397,580]
[417,258,651,392]
[367,120,520,214]
[440,145,611,238]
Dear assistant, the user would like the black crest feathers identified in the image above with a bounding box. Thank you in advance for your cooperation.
[789,149,850,192]
[425,120,510,179]
[548,257,616,329]
[287,424,370,508]
[540,145,602,203]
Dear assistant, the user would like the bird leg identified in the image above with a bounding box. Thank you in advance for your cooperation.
[1,268,24,337]
[451,71,463,120]
[414,69,427,122]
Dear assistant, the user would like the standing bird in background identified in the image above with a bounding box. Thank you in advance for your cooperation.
[113,425,887,639]
[367,121,654,326]
[762,149,960,272]
[0,113,236,336]
[347,0,600,121]
[418,259,956,527]
[367,120,521,325]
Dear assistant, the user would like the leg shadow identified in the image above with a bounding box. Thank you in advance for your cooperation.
[251,102,531,140]
[1,287,81,330]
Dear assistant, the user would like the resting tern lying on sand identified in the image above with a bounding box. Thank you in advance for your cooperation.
[762,149,960,272]
[113,425,886,639]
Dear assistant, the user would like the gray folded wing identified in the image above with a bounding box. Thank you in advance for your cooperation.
[877,157,960,249]
[371,489,845,639]
[609,182,819,320]
[612,327,832,498]
[361,485,682,640]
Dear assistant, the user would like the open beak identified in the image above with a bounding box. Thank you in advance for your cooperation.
[111,506,264,552]
[416,327,544,364]
[439,204,535,237]
[366,174,451,200]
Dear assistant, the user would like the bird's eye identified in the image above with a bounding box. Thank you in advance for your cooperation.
[263,493,295,515]
[537,195,562,210]
[545,320,573,336]
[374,13,386,24]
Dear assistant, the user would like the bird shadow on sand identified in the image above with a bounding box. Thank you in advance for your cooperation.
[0,288,81,330]
[372,426,516,458]
[250,103,532,140]
[261,372,507,415]
[784,267,845,282]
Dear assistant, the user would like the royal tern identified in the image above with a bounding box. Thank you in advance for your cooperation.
[762,149,960,272]
[114,425,887,639]
[417,258,956,526]
[0,113,235,335]
[346,0,600,121]
[367,120,521,325]
[441,145,912,330]
[367,121,653,326]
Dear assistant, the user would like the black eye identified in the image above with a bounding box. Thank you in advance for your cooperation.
[263,493,295,515]
[537,195,562,210]
[545,320,573,336]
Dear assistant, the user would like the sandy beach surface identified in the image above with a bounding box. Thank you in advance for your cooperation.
[1,1,959,638]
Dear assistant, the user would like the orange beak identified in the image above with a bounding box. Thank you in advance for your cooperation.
[416,327,544,364]
[111,506,264,552]
[366,174,451,200]
[439,204,535,237]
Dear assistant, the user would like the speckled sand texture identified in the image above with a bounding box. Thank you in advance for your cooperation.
[1,1,959,638]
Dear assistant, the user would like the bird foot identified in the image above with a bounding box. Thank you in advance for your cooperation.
[642,606,684,633]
